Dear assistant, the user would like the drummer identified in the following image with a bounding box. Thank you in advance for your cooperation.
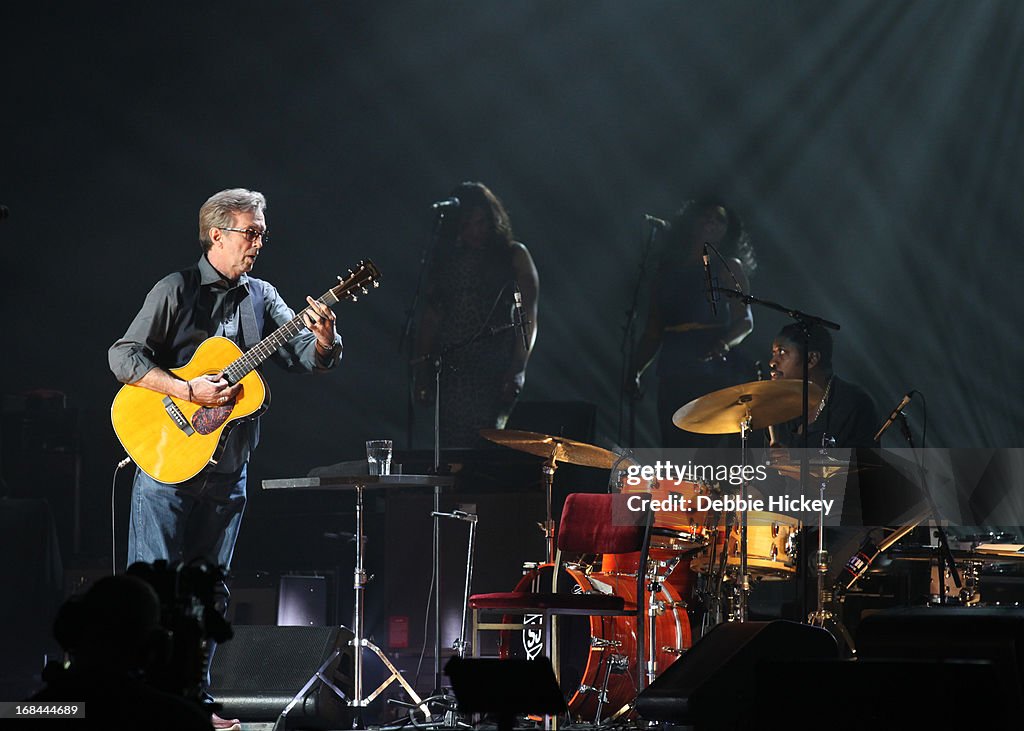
[767,322,886,591]
[767,322,879,450]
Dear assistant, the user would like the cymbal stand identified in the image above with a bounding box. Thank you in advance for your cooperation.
[698,412,754,629]
[805,451,856,655]
[737,412,752,622]
[541,455,557,563]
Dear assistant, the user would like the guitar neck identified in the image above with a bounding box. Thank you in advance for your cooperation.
[222,289,340,384]
[219,260,379,384]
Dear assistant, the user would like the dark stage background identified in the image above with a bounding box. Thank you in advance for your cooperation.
[2,0,1023,671]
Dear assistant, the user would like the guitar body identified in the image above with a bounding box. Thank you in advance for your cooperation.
[111,336,268,484]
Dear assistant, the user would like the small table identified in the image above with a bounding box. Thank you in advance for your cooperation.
[262,475,454,727]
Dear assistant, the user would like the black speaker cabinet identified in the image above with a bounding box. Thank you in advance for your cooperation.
[857,606,1024,711]
[635,620,837,728]
[209,625,354,728]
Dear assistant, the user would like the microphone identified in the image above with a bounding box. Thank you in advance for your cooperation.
[644,214,668,228]
[836,536,880,591]
[702,243,717,316]
[431,196,460,210]
[513,282,530,351]
[873,392,913,442]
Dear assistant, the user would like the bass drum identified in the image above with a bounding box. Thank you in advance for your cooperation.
[500,563,692,722]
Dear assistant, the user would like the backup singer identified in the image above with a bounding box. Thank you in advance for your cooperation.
[632,196,756,447]
[414,181,539,447]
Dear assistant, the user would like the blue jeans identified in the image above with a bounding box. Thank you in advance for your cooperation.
[127,464,247,691]
[127,465,247,570]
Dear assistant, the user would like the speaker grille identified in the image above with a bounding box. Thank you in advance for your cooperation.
[209,625,354,725]
[213,626,346,690]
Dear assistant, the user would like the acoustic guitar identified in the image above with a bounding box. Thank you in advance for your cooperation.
[111,260,380,484]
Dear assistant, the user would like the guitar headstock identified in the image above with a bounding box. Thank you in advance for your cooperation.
[331,260,381,303]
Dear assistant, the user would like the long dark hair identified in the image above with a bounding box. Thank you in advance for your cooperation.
[440,181,515,249]
[666,195,756,275]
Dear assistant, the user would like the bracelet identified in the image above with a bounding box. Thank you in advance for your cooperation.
[316,339,336,351]
[187,381,194,402]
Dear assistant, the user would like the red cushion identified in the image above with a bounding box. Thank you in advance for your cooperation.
[557,493,644,554]
[469,591,625,611]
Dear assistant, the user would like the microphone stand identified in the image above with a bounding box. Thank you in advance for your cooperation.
[410,318,522,710]
[897,414,962,603]
[714,287,840,621]
[618,217,662,446]
[401,208,452,449]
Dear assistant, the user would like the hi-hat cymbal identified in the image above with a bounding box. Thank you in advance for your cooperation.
[672,379,824,434]
[770,454,860,481]
[480,429,619,469]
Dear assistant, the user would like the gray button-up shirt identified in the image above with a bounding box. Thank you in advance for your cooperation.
[109,255,342,473]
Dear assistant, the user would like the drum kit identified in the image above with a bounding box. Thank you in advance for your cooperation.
[478,378,853,722]
[264,377,1021,728]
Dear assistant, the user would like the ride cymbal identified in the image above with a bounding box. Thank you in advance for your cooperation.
[672,379,824,434]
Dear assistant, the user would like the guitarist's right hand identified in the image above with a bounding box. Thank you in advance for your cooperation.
[188,373,243,408]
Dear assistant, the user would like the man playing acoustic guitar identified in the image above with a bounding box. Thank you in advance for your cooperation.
[108,188,342,729]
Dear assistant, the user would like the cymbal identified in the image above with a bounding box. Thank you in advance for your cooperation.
[770,455,860,481]
[672,379,824,434]
[480,429,619,469]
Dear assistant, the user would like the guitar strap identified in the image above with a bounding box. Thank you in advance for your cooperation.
[238,278,264,349]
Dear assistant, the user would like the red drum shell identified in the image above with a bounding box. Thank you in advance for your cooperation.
[619,479,714,550]
[499,563,692,721]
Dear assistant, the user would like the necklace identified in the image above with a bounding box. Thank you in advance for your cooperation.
[812,375,834,423]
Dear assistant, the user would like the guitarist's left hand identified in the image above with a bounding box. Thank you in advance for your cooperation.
[302,296,337,348]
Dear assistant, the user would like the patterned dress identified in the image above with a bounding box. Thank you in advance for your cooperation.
[425,242,519,447]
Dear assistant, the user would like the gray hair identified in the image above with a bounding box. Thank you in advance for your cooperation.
[198,188,267,251]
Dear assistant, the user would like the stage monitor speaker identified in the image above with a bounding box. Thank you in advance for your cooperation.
[754,656,1010,728]
[209,625,353,728]
[634,620,837,727]
[857,606,1024,709]
[446,657,565,731]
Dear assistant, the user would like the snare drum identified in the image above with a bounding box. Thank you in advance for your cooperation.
[691,511,801,579]
[499,563,692,722]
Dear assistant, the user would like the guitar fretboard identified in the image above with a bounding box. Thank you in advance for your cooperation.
[220,261,378,384]
[222,292,341,384]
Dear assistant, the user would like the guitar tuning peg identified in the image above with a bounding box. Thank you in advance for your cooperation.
[373,281,380,288]
[350,295,358,301]
[336,275,344,281]
[361,287,368,294]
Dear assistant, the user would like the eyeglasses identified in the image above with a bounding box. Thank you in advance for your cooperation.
[220,227,270,245]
